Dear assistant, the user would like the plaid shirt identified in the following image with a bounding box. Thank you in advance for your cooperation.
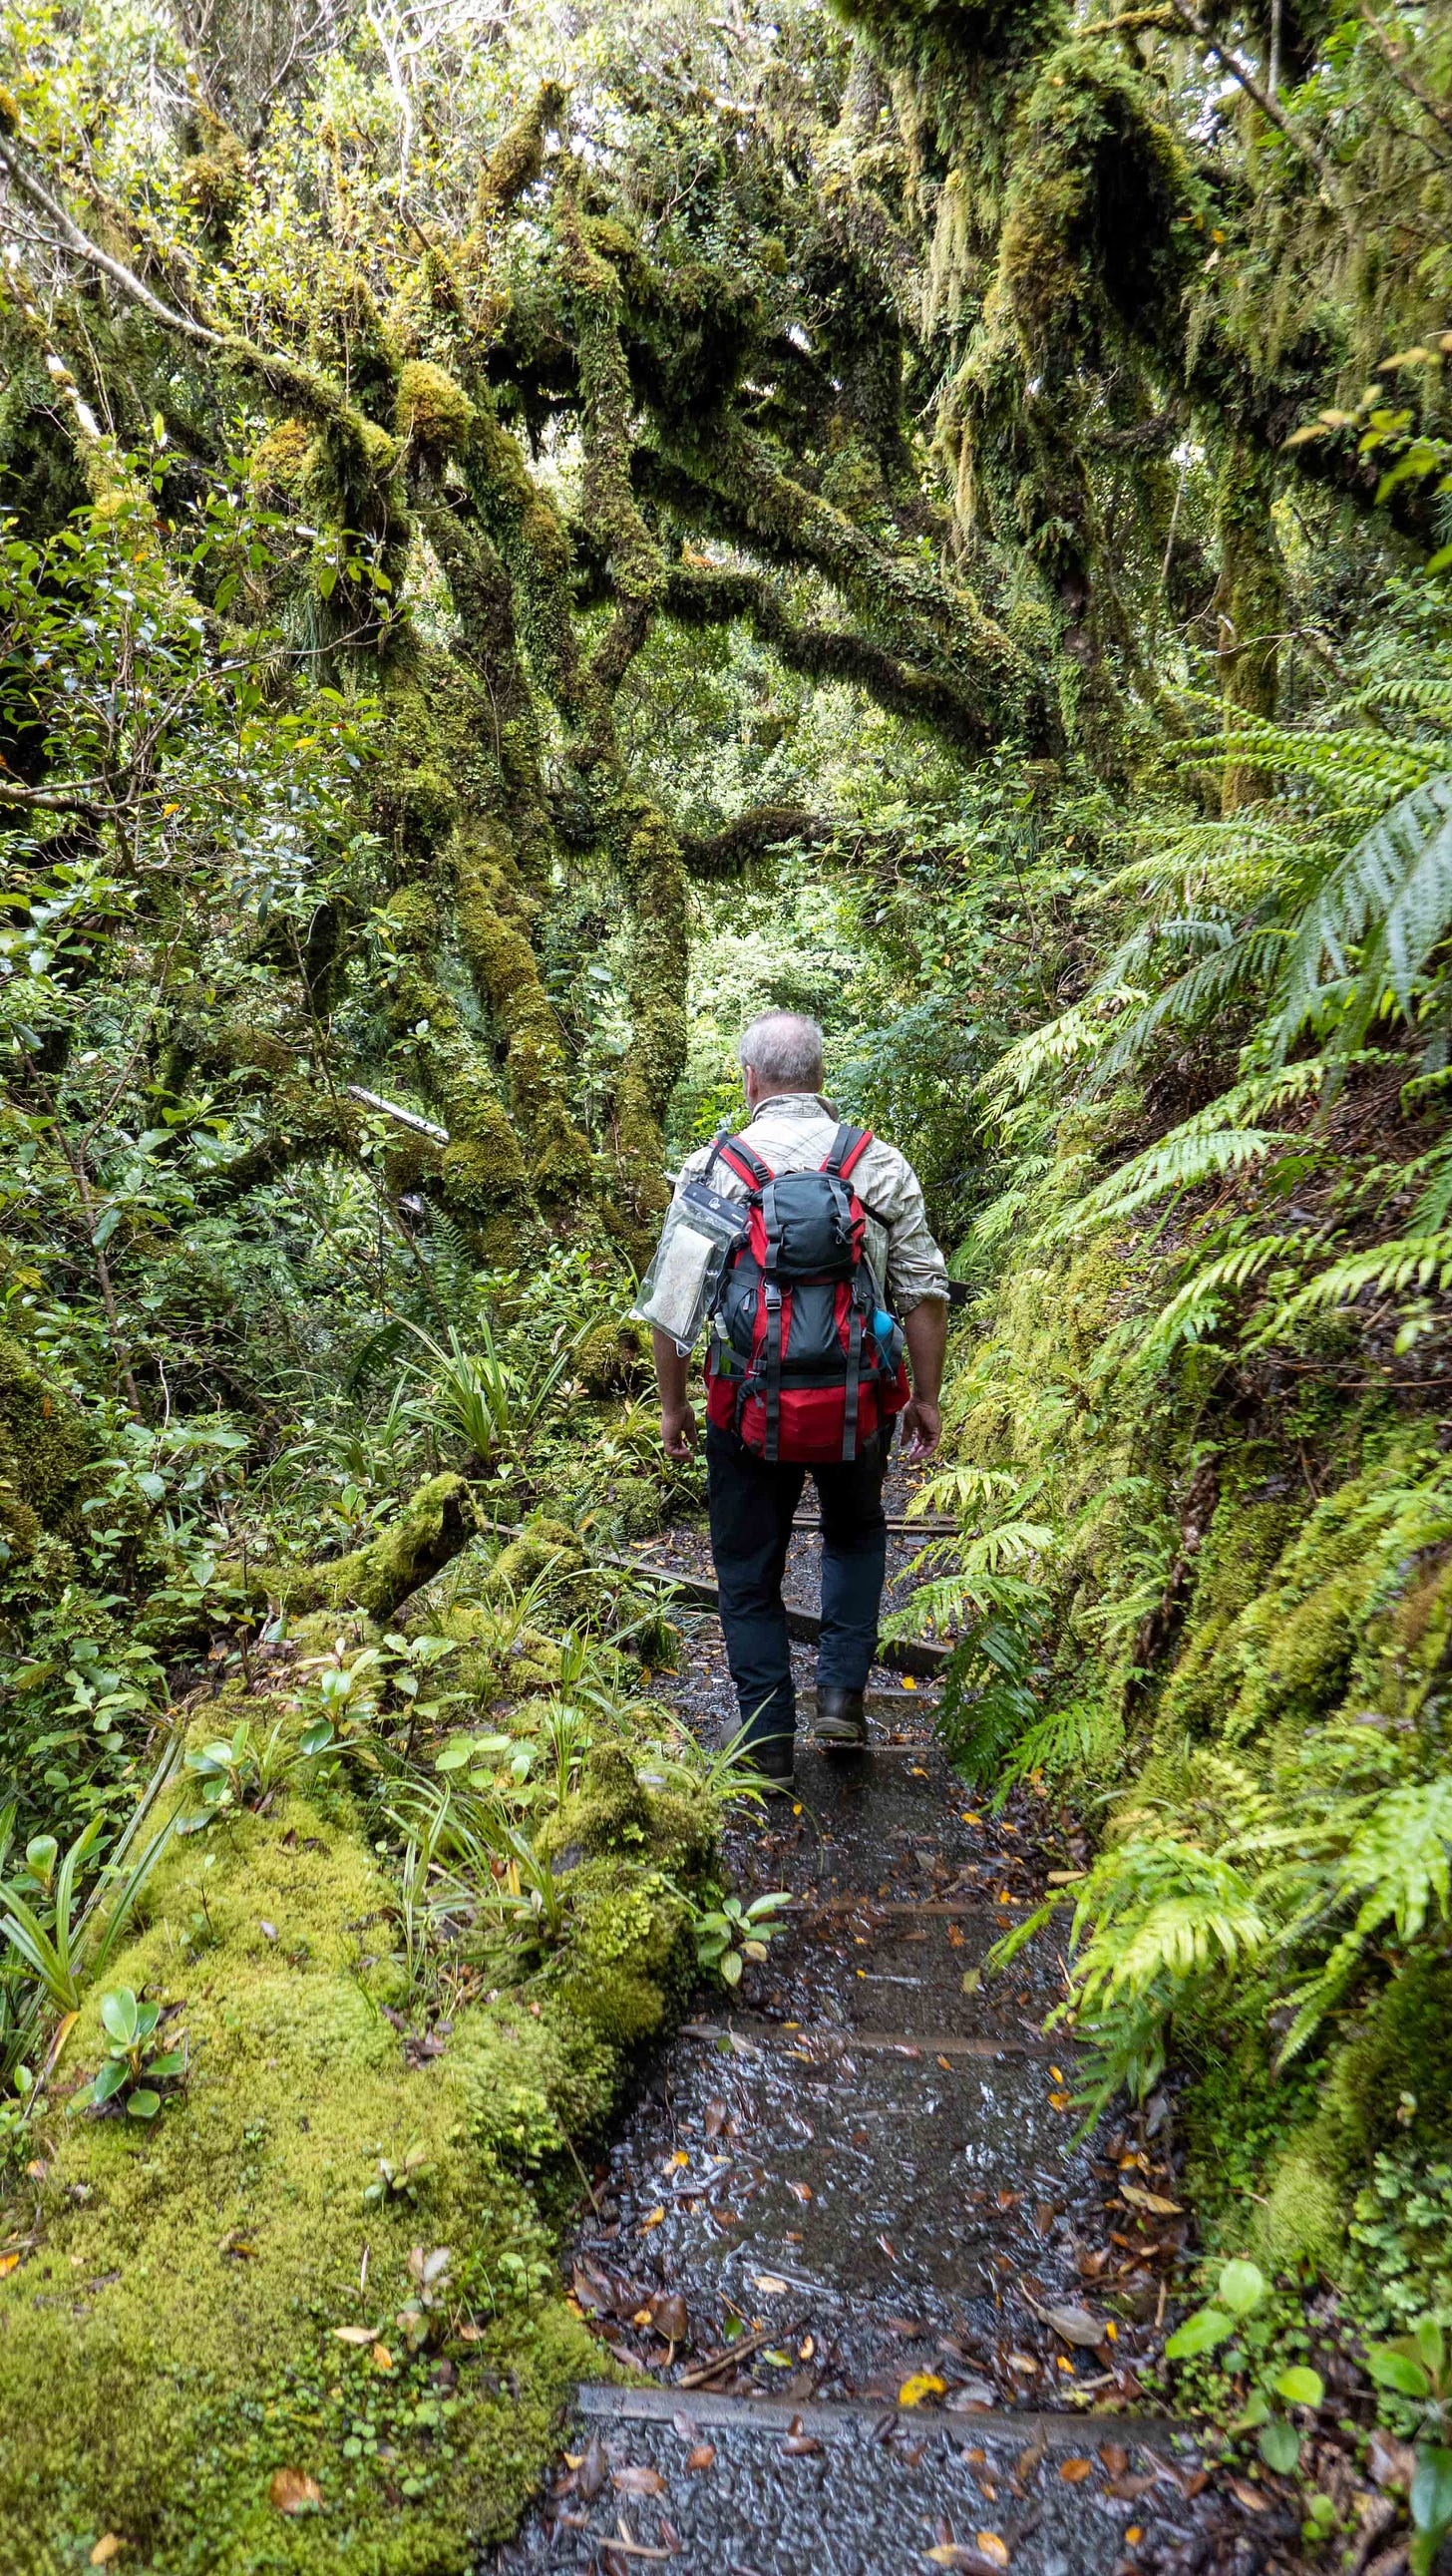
[672,1090,949,1316]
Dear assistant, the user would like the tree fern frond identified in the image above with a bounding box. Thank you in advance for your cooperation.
[1084,928,1291,1093]
[1275,772,1452,1045]
[1127,1234,1317,1365]
[1034,1128,1294,1247]
[1254,1229,1452,1332]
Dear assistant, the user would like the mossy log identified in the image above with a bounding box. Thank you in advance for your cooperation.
[251,1472,480,1621]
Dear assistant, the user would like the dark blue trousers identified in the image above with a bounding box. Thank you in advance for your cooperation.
[705,1421,889,1748]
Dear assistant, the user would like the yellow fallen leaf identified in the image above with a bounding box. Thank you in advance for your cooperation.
[1048,2090,1072,2111]
[1126,2529,1144,2547]
[1049,2065,1064,2083]
[371,2344,392,2371]
[0,2252,20,2278]
[762,2348,792,2365]
[1104,2321,1118,2342]
[976,2535,1009,2569]
[639,2206,665,2230]
[671,2149,689,2166]
[1120,2182,1183,2215]
[332,2326,374,2346]
[898,2373,945,2407]
[902,1675,916,1689]
[1058,2456,1093,2482]
[752,2273,789,2294]
[631,2307,654,2327]
[91,2539,123,2567]
[268,2467,322,2514]
[962,1812,982,1823]
[799,2336,815,2360]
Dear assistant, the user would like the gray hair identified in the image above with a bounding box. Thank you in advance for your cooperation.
[739,1009,825,1091]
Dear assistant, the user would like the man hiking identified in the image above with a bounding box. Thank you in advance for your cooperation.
[644,1009,949,1788]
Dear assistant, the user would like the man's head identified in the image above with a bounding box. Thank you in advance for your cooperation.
[739,1009,825,1111]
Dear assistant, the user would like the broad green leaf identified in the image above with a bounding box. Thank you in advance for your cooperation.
[1164,2305,1236,2359]
[1217,2259,1267,2316]
[1411,2446,1452,2547]
[101,1989,139,2045]
[1259,2420,1300,2474]
[1274,2366,1324,2407]
[1367,2345,1432,2398]
[126,2088,162,2119]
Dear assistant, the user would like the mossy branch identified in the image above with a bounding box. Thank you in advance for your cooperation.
[661,560,1000,752]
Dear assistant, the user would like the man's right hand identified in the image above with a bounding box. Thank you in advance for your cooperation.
[661,1402,698,1460]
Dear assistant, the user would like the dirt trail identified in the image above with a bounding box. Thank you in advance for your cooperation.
[493,1494,1219,2576]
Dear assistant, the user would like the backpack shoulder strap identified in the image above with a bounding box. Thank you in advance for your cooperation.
[821,1123,874,1184]
[709,1132,774,1192]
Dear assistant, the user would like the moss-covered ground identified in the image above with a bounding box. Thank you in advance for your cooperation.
[0,1505,712,2574]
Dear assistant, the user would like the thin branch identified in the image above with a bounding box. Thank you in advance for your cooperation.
[1354,0,1452,153]
[0,134,222,345]
[1165,0,1353,221]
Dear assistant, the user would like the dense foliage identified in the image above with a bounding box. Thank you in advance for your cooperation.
[3,0,1452,2557]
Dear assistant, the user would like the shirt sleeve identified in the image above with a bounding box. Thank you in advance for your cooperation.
[878,1152,950,1314]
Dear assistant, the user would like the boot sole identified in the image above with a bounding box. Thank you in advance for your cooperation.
[813,1722,869,1750]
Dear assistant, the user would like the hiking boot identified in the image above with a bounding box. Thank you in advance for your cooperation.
[749,1734,797,1792]
[814,1687,868,1749]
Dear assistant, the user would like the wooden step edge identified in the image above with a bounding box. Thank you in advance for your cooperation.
[573,2380,1198,2452]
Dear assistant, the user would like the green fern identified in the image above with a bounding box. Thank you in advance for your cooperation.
[1274,773,1452,1052]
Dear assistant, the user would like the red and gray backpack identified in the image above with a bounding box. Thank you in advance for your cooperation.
[702,1123,909,1464]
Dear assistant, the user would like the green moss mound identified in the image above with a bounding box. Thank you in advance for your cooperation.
[0,1676,713,2573]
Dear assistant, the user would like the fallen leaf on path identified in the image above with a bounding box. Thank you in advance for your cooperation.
[782,2415,822,2455]
[1006,2352,1039,2375]
[578,2436,609,2500]
[799,2336,815,2359]
[1029,2299,1105,2348]
[1126,2528,1144,2548]
[975,2535,1010,2568]
[268,2469,322,2514]
[670,2410,698,2441]
[899,2374,946,2407]
[612,2465,667,2496]
[649,2293,688,2341]
[703,2100,727,2139]
[90,2539,123,2566]
[1229,2478,1269,2512]
[639,2207,665,2231]
[1014,2440,1045,2483]
[1104,2473,1157,2501]
[1057,2457,1093,2483]
[1120,2183,1183,2216]
[684,2445,716,2472]
[785,2180,812,2203]
[1098,2443,1129,2476]
[1369,2428,1416,2491]
[752,2273,789,2294]
[1047,2090,1072,2111]
[763,2349,792,2366]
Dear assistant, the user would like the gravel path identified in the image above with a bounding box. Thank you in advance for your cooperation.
[487,1489,1245,2576]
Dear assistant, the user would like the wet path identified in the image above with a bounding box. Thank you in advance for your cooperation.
[491,1504,1215,2575]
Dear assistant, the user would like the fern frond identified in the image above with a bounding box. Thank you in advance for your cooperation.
[1255,1229,1452,1331]
[1129,1234,1313,1364]
[1275,772,1452,1045]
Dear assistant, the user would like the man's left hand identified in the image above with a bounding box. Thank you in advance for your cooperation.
[901,1396,940,1460]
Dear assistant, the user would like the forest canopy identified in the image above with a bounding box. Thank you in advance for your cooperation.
[4,0,1452,2561]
